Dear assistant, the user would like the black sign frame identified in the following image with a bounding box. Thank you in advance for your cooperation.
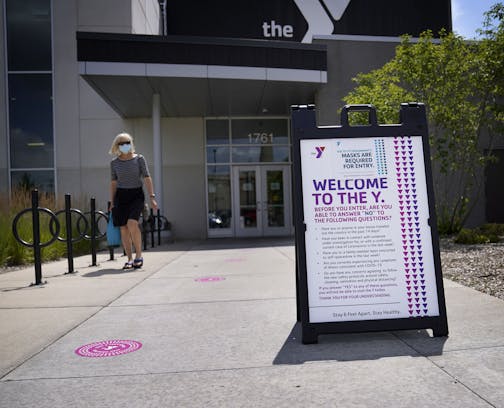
[291,104,449,344]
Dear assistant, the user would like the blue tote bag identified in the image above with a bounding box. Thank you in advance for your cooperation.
[107,212,121,247]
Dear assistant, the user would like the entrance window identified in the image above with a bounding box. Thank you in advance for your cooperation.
[230,118,290,162]
[238,170,257,228]
[206,119,229,145]
[207,165,232,229]
[231,146,290,163]
[265,170,285,227]
[205,117,290,236]
[206,147,230,164]
[231,119,289,145]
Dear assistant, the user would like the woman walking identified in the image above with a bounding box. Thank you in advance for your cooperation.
[109,133,158,270]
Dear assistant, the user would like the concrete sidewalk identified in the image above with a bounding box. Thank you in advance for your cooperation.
[0,238,503,408]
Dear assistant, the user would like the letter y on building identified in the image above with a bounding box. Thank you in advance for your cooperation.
[293,0,351,43]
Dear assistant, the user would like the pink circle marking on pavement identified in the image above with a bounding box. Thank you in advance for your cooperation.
[194,276,226,282]
[75,340,142,358]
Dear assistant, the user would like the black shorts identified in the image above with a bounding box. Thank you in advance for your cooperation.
[113,187,144,226]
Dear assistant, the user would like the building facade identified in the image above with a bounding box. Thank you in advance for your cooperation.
[1,0,500,239]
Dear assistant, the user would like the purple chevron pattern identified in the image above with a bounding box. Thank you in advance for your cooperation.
[394,136,428,317]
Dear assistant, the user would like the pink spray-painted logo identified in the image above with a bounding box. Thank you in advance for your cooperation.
[75,340,142,358]
[194,276,226,282]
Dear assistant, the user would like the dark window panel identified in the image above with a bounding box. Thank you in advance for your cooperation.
[9,74,54,168]
[6,0,52,71]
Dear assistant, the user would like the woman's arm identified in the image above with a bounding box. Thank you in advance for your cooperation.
[110,180,117,210]
[144,176,158,211]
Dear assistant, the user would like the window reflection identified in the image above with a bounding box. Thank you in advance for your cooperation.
[231,119,289,145]
[6,0,52,71]
[206,147,230,164]
[206,120,229,145]
[6,0,54,194]
[238,170,257,228]
[266,170,285,227]
[207,165,231,229]
[11,170,55,193]
[232,146,289,163]
[8,74,54,168]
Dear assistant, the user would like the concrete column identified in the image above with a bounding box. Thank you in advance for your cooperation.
[152,93,163,209]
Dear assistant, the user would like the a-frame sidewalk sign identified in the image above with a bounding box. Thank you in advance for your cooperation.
[291,103,449,344]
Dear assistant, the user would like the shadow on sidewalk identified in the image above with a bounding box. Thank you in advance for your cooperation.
[1,284,47,292]
[273,323,448,364]
[82,268,139,277]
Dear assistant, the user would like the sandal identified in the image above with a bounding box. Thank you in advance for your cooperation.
[133,257,143,269]
[122,261,134,270]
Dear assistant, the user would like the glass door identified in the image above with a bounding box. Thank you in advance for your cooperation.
[261,165,291,236]
[233,165,291,237]
[234,166,261,237]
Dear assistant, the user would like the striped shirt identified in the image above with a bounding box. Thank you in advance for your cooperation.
[111,154,150,188]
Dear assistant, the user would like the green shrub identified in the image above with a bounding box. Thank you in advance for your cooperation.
[0,215,30,266]
[454,228,490,244]
[454,224,504,244]
[479,223,504,236]
[436,206,464,235]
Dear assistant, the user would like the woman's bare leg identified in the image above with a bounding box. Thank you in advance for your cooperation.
[127,219,142,259]
[120,225,133,261]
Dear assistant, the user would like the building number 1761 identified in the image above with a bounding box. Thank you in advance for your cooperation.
[248,132,274,144]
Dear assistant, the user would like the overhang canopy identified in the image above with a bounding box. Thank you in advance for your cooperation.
[77,32,327,117]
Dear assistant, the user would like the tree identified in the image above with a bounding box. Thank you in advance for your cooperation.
[478,3,504,147]
[343,4,504,234]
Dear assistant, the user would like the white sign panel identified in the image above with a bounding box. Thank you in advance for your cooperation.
[300,136,440,323]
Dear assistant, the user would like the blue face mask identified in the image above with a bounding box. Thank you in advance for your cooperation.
[119,143,131,154]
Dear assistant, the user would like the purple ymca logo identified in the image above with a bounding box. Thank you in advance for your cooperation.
[315,146,325,158]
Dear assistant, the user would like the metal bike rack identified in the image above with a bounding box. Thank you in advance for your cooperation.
[12,190,60,286]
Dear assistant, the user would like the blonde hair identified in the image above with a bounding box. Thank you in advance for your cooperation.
[109,132,136,156]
